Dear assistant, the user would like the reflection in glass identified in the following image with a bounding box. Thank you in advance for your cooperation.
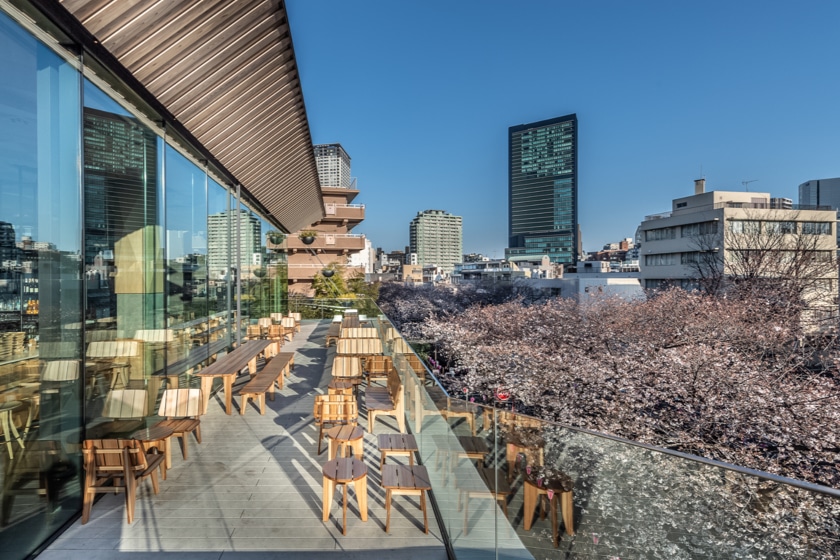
[0,10,83,557]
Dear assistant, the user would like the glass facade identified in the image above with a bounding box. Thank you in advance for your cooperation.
[507,114,578,264]
[0,8,288,557]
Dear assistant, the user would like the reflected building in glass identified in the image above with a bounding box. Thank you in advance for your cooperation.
[0,2,322,557]
[505,114,579,265]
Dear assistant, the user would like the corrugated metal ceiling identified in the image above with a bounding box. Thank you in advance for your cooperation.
[59,0,323,232]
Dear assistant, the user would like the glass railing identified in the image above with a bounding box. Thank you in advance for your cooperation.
[338,299,840,560]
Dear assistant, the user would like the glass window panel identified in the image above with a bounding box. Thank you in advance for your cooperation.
[0,10,83,552]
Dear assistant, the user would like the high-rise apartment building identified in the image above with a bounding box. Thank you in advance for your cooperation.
[409,210,463,273]
[207,210,261,280]
[506,114,578,265]
[314,143,352,188]
[280,144,366,295]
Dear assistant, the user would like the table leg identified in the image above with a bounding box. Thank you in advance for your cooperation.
[164,436,173,470]
[223,376,233,415]
[523,482,537,530]
[550,495,559,547]
[200,377,212,414]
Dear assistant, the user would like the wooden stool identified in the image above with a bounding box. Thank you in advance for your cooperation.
[322,457,368,535]
[327,379,356,397]
[378,433,418,471]
[382,464,431,533]
[0,401,25,459]
[523,472,574,547]
[326,425,364,460]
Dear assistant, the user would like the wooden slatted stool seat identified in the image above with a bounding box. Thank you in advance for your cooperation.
[366,368,405,433]
[326,425,364,460]
[153,388,202,464]
[382,464,432,533]
[239,352,294,415]
[322,457,368,535]
[377,433,418,471]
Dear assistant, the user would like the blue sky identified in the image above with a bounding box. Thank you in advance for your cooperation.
[287,0,840,256]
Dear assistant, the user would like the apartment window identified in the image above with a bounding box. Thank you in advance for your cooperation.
[681,252,701,264]
[645,253,677,266]
[681,221,718,238]
[802,222,832,235]
[728,220,761,234]
[645,227,676,242]
[765,221,797,234]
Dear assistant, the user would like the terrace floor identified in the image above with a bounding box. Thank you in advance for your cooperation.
[40,321,448,559]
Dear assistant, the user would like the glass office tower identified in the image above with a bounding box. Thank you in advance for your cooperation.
[506,114,578,265]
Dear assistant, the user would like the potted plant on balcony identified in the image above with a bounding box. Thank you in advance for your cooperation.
[266,230,285,246]
[298,229,318,245]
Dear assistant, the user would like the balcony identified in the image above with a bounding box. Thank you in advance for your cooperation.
[41,299,840,559]
[279,233,367,253]
[286,263,366,281]
[319,203,365,226]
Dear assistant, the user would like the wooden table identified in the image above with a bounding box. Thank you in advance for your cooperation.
[322,457,368,535]
[196,340,275,414]
[523,469,575,546]
[382,464,431,533]
[131,425,175,476]
[377,433,418,471]
[325,425,364,460]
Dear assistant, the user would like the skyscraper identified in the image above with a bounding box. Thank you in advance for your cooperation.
[799,177,840,249]
[314,143,352,188]
[506,113,578,265]
[207,209,261,280]
[409,209,463,273]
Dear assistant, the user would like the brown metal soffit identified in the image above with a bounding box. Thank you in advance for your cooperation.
[60,0,324,233]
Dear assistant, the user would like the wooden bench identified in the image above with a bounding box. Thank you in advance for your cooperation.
[366,368,405,433]
[239,352,295,415]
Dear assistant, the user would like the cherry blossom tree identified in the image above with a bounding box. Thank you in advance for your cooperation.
[407,286,839,487]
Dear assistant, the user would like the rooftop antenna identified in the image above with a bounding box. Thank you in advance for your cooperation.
[742,179,758,192]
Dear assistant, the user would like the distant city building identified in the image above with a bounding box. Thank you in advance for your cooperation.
[587,237,635,267]
[506,113,579,265]
[799,177,840,247]
[462,253,489,263]
[409,210,463,273]
[314,143,353,188]
[281,143,366,295]
[522,262,643,302]
[453,255,556,284]
[207,209,261,280]
[638,179,837,324]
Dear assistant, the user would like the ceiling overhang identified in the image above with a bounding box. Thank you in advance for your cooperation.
[58,0,324,232]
